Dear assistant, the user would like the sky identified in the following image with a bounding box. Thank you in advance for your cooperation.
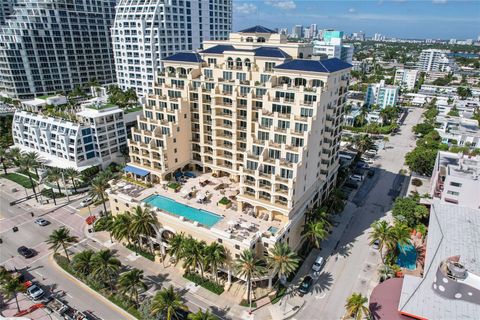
[232,0,480,39]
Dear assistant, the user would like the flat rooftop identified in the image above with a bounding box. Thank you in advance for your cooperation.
[398,201,480,319]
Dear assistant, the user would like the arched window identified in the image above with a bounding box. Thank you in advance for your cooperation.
[226,57,233,69]
[312,79,324,88]
[245,58,251,70]
[257,37,266,43]
[236,58,242,69]
[246,37,253,42]
[167,67,175,75]
[294,78,306,87]
[279,76,291,86]
[298,52,304,58]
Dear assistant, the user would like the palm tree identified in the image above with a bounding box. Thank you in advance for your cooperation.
[353,134,375,154]
[188,309,217,320]
[266,242,299,288]
[89,175,110,215]
[24,151,42,177]
[118,268,147,305]
[46,167,63,205]
[64,168,79,193]
[182,237,206,278]
[150,285,187,320]
[326,188,346,213]
[0,147,10,174]
[234,249,265,312]
[130,205,158,253]
[0,266,11,285]
[378,264,395,282]
[111,212,133,245]
[369,220,392,263]
[1,277,25,312]
[168,233,186,265]
[301,220,329,250]
[46,227,79,262]
[71,249,95,277]
[18,155,39,202]
[345,293,369,320]
[91,249,121,292]
[204,242,227,284]
[7,147,22,167]
[390,223,411,253]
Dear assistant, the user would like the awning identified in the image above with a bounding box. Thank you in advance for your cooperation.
[124,165,150,177]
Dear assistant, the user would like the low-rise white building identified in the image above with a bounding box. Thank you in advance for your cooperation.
[394,69,419,90]
[20,95,68,112]
[12,103,131,170]
[364,80,399,108]
[430,151,480,209]
[435,115,480,149]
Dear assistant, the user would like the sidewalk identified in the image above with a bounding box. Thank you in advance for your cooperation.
[84,227,250,320]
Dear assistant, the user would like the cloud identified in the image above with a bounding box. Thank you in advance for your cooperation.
[432,0,447,3]
[265,0,296,10]
[234,3,257,15]
[348,8,356,13]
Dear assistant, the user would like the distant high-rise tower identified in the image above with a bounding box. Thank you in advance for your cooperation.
[0,0,16,25]
[0,0,117,99]
[292,25,303,38]
[112,0,232,97]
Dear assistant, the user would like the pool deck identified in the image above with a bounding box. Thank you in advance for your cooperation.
[108,172,286,244]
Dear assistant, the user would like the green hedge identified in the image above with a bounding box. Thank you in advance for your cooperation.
[183,272,224,295]
[41,188,66,199]
[240,299,257,308]
[218,197,231,205]
[167,182,180,190]
[269,286,287,305]
[1,172,36,188]
[126,244,155,261]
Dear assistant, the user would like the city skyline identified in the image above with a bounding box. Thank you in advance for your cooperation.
[233,0,480,39]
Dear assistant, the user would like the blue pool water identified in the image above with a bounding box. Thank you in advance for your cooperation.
[397,243,417,270]
[268,226,279,234]
[143,194,222,227]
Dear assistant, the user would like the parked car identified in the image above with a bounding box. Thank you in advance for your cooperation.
[298,276,313,295]
[372,239,380,250]
[367,168,375,177]
[350,174,364,182]
[34,218,49,226]
[312,255,325,273]
[17,246,34,258]
[27,284,45,300]
[344,181,359,189]
[80,197,93,207]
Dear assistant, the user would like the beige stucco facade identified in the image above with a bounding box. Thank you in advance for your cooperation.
[108,28,351,264]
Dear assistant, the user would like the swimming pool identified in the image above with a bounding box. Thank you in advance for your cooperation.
[143,194,222,228]
[268,226,279,234]
[397,243,417,270]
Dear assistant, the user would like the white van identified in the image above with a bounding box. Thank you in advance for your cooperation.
[312,255,325,272]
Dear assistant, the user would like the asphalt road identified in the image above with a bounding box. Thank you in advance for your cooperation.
[0,188,132,320]
[294,107,423,320]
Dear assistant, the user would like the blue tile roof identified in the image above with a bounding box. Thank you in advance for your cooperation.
[201,45,290,59]
[124,165,150,177]
[254,47,290,58]
[200,45,236,54]
[238,25,277,33]
[274,58,352,73]
[163,52,204,63]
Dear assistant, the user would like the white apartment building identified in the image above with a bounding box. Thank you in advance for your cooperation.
[108,27,351,260]
[436,99,480,118]
[12,102,130,170]
[364,80,399,108]
[435,115,480,149]
[313,31,354,64]
[112,0,232,98]
[394,68,419,90]
[430,151,480,209]
[0,0,117,99]
[0,0,15,25]
[417,49,452,72]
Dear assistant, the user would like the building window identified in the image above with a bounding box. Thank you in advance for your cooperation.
[446,190,460,196]
[449,182,462,187]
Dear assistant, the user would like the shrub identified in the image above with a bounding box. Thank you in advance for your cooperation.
[218,197,231,205]
[269,285,287,304]
[54,253,73,273]
[183,272,224,295]
[93,216,113,232]
[411,178,423,187]
[41,188,65,199]
[126,244,155,261]
[167,182,180,190]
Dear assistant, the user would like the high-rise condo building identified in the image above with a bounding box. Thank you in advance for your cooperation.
[417,49,452,72]
[112,0,232,98]
[0,0,16,25]
[0,0,117,99]
[291,25,303,38]
[107,26,351,266]
[313,30,354,64]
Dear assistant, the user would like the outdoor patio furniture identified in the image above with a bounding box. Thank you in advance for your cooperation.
[184,171,196,178]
